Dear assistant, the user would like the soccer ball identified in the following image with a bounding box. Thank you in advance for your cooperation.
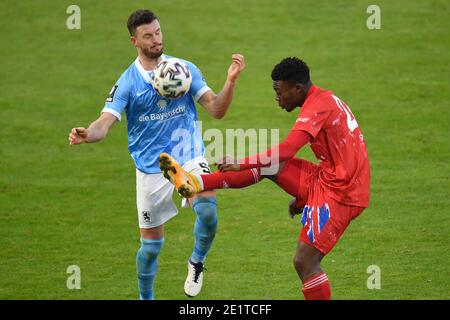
[151,58,192,99]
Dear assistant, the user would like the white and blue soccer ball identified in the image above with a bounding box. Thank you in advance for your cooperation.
[151,58,192,99]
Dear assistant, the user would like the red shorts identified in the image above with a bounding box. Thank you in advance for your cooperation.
[276,158,364,255]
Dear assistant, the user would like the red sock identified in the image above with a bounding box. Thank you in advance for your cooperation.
[201,168,261,191]
[302,272,331,300]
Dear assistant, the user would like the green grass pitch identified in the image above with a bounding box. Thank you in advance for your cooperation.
[0,0,448,299]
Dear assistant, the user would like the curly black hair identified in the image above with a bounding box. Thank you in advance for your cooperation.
[271,57,310,85]
[127,9,158,36]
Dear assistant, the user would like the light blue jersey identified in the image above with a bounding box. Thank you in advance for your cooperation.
[102,55,211,174]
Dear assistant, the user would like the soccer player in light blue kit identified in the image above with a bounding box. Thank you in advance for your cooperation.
[68,9,245,299]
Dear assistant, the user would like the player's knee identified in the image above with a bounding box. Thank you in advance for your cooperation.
[192,197,217,226]
[293,252,316,275]
[293,254,306,273]
[139,237,164,260]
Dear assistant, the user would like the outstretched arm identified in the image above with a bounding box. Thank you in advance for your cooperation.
[68,112,117,145]
[198,54,245,119]
[218,130,312,172]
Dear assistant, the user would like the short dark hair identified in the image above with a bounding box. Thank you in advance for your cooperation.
[127,9,158,36]
[271,57,310,85]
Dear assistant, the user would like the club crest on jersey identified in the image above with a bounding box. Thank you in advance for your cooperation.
[157,98,169,110]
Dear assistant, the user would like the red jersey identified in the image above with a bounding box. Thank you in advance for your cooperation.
[292,85,370,207]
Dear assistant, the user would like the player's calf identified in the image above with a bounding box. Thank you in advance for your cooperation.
[293,241,324,281]
[136,237,164,300]
[191,196,217,263]
[293,241,330,300]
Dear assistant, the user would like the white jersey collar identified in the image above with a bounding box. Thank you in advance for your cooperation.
[134,54,167,83]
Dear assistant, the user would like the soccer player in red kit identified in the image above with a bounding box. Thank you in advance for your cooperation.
[160,57,370,300]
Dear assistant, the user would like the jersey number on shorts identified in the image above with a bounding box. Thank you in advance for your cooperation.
[332,95,358,133]
[199,162,211,174]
